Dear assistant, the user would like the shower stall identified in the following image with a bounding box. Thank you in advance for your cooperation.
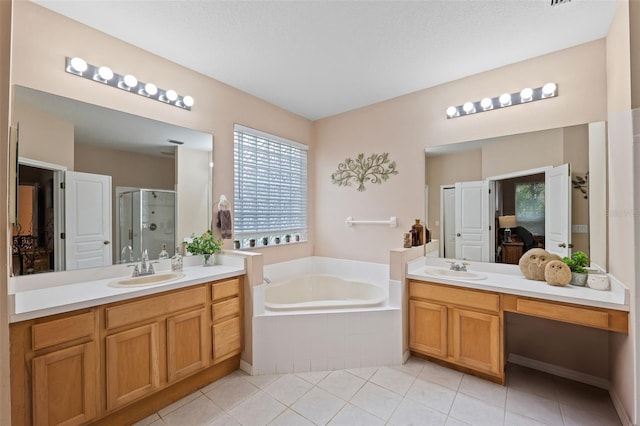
[118,189,176,263]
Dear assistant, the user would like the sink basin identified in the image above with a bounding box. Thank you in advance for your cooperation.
[109,272,185,288]
[423,267,487,280]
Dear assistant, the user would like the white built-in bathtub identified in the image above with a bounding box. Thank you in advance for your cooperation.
[251,257,403,376]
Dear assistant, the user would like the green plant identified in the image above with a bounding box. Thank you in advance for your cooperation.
[562,251,590,273]
[186,230,222,257]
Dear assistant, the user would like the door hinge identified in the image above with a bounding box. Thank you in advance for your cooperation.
[489,188,491,194]
[60,232,65,239]
[489,225,492,230]
[60,182,65,189]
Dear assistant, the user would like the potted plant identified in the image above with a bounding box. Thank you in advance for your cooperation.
[562,251,590,286]
[186,230,222,266]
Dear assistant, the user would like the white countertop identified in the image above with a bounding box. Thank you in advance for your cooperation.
[407,257,629,311]
[9,254,246,323]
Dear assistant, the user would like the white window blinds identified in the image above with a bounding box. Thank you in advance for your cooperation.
[233,124,308,242]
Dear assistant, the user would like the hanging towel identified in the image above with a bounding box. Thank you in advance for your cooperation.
[216,195,233,239]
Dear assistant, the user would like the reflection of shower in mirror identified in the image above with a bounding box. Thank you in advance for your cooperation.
[118,189,176,263]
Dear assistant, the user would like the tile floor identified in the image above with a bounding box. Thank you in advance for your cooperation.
[134,357,621,426]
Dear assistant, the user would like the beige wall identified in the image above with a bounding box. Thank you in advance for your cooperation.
[10,1,315,262]
[315,40,606,265]
[0,1,11,423]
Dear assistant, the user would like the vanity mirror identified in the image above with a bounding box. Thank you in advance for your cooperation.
[425,122,607,269]
[11,85,213,275]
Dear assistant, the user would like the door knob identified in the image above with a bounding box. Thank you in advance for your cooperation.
[104,240,111,245]
[456,233,461,237]
[558,243,566,248]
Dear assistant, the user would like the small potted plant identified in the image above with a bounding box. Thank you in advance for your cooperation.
[562,251,590,286]
[186,230,222,266]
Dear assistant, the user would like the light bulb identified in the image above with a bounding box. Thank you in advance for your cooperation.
[209,161,214,168]
[144,83,158,96]
[123,74,138,88]
[69,57,88,73]
[446,106,458,118]
[97,66,113,81]
[520,87,533,102]
[480,97,493,110]
[542,82,557,98]
[182,96,194,107]
[165,90,178,101]
[499,93,512,107]
[463,102,475,114]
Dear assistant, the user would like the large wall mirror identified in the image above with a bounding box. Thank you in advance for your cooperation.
[11,85,213,275]
[425,122,607,269]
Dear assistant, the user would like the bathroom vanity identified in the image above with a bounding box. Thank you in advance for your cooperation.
[8,257,245,426]
[406,257,629,384]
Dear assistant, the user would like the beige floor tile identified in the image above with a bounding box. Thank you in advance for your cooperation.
[268,409,315,426]
[393,357,426,377]
[228,391,286,426]
[290,387,346,425]
[346,366,379,380]
[263,374,313,406]
[418,361,464,391]
[350,382,403,421]
[132,413,163,426]
[369,366,416,396]
[158,391,204,418]
[406,377,457,414]
[318,370,366,401]
[506,388,563,426]
[388,398,447,426]
[506,365,558,401]
[208,414,241,426]
[445,416,472,426]
[458,373,507,409]
[244,374,281,389]
[295,370,330,385]
[162,395,224,426]
[328,403,386,426]
[205,376,259,411]
[503,411,549,426]
[560,403,621,426]
[448,393,505,426]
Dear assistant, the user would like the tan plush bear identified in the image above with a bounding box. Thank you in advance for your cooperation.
[544,260,572,286]
[518,248,561,281]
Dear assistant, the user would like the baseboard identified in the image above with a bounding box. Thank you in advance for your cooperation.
[403,350,411,364]
[240,359,253,375]
[609,386,634,426]
[507,353,609,389]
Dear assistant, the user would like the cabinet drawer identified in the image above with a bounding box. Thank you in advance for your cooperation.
[212,278,240,301]
[409,281,500,312]
[32,311,95,351]
[212,297,240,322]
[106,286,206,330]
[503,295,629,333]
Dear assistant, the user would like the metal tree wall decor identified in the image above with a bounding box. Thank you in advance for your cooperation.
[331,152,398,191]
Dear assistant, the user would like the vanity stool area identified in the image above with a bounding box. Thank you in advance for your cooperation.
[407,258,630,385]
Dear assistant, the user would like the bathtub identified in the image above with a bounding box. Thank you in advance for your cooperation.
[264,274,387,311]
[251,257,403,375]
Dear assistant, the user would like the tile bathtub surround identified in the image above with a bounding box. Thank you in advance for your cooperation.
[135,358,622,426]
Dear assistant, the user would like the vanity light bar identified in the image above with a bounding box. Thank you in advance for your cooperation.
[446,83,557,119]
[65,57,194,111]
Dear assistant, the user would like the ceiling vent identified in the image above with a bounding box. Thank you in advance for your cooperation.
[550,0,571,6]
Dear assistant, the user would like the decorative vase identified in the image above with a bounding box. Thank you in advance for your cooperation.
[411,219,424,246]
[203,253,216,266]
[570,272,588,287]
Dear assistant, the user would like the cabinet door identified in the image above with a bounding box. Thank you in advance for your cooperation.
[106,323,160,411]
[409,299,448,358]
[450,308,501,375]
[212,316,241,363]
[32,342,97,426]
[167,309,208,383]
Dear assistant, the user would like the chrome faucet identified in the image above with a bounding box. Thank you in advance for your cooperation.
[448,261,469,272]
[128,249,156,277]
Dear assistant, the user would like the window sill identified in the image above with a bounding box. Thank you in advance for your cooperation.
[236,240,307,251]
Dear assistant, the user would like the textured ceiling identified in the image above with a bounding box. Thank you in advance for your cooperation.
[33,0,616,120]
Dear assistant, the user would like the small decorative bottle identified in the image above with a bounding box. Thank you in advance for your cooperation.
[171,246,183,271]
[425,226,431,243]
[411,219,425,246]
[159,243,169,259]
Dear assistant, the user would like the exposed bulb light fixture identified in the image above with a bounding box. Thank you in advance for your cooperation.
[64,56,193,110]
[499,93,512,107]
[462,102,476,114]
[446,83,558,119]
[480,97,493,111]
[520,87,533,102]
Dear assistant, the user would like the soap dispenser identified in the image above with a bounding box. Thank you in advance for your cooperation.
[171,246,183,271]
[159,244,169,259]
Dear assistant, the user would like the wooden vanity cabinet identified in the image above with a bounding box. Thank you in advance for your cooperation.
[409,280,504,383]
[10,310,100,426]
[211,277,243,363]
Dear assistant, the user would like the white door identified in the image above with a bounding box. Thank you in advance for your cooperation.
[442,187,456,259]
[65,171,112,270]
[545,164,571,258]
[455,181,490,262]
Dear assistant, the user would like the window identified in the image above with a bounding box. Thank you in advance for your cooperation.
[233,124,308,248]
[515,182,545,235]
